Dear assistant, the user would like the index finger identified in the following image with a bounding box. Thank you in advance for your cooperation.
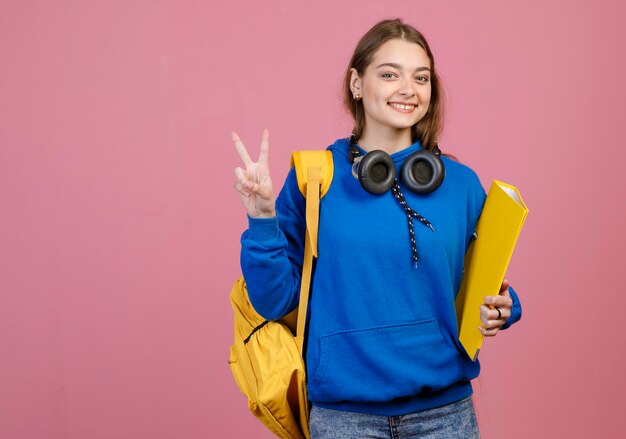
[232,131,253,166]
[485,293,513,308]
[258,128,270,165]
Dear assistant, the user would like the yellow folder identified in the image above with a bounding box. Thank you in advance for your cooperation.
[455,180,528,361]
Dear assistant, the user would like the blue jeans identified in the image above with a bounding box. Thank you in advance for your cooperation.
[309,396,480,439]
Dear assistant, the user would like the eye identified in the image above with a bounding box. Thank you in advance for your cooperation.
[381,72,397,79]
[415,75,430,83]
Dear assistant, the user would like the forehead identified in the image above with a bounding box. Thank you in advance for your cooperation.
[369,39,431,69]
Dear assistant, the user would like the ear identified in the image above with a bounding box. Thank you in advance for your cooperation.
[349,68,361,95]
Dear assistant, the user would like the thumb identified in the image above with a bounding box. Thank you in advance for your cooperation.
[500,278,510,293]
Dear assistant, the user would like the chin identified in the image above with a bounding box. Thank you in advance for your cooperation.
[389,120,419,130]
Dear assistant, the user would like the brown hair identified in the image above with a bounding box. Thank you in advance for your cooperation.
[343,19,444,151]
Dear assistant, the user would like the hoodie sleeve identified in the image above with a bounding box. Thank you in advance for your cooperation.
[465,167,487,251]
[239,167,306,321]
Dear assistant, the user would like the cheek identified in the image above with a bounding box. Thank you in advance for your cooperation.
[362,87,388,115]
[419,88,432,105]
[363,82,384,102]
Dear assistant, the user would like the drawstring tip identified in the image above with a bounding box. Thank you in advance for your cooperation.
[428,224,435,232]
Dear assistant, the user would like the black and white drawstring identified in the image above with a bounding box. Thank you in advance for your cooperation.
[390,180,435,267]
[348,136,436,267]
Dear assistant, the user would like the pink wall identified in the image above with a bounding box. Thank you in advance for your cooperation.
[1,1,625,438]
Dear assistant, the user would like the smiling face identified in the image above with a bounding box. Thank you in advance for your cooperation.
[350,39,432,150]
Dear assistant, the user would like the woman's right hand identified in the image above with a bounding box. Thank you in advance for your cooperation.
[232,129,276,218]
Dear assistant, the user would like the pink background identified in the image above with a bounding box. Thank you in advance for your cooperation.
[1,1,625,438]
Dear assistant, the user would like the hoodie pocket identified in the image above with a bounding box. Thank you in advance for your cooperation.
[309,319,462,403]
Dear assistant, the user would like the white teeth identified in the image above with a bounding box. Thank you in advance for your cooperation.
[390,103,414,110]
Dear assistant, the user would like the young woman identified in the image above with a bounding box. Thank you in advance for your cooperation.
[233,18,522,439]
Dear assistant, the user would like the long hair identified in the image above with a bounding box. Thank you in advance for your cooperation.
[342,19,444,151]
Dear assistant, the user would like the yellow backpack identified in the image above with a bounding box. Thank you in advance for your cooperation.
[228,150,333,439]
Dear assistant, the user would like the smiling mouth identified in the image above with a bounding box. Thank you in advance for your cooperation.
[388,102,416,112]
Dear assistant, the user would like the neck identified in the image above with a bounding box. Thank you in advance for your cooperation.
[357,126,413,155]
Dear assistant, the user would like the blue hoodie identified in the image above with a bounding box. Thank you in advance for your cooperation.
[240,137,522,416]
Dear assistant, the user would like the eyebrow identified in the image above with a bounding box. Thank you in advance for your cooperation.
[375,62,431,72]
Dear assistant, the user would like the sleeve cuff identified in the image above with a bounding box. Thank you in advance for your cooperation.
[247,215,280,241]
[502,285,522,330]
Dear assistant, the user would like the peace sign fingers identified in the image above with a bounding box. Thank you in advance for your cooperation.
[258,128,270,165]
[232,131,253,167]
[231,129,276,219]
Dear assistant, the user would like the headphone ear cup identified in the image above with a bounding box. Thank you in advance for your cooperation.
[357,150,396,195]
[400,150,445,194]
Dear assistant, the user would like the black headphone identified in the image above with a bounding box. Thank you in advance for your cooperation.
[349,134,445,195]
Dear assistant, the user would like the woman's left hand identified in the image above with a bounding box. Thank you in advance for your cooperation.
[479,279,513,337]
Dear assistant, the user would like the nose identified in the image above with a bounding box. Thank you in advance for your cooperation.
[398,77,416,97]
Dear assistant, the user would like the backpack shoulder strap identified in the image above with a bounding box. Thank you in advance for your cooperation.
[290,150,333,353]
[290,150,333,259]
[290,150,334,199]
